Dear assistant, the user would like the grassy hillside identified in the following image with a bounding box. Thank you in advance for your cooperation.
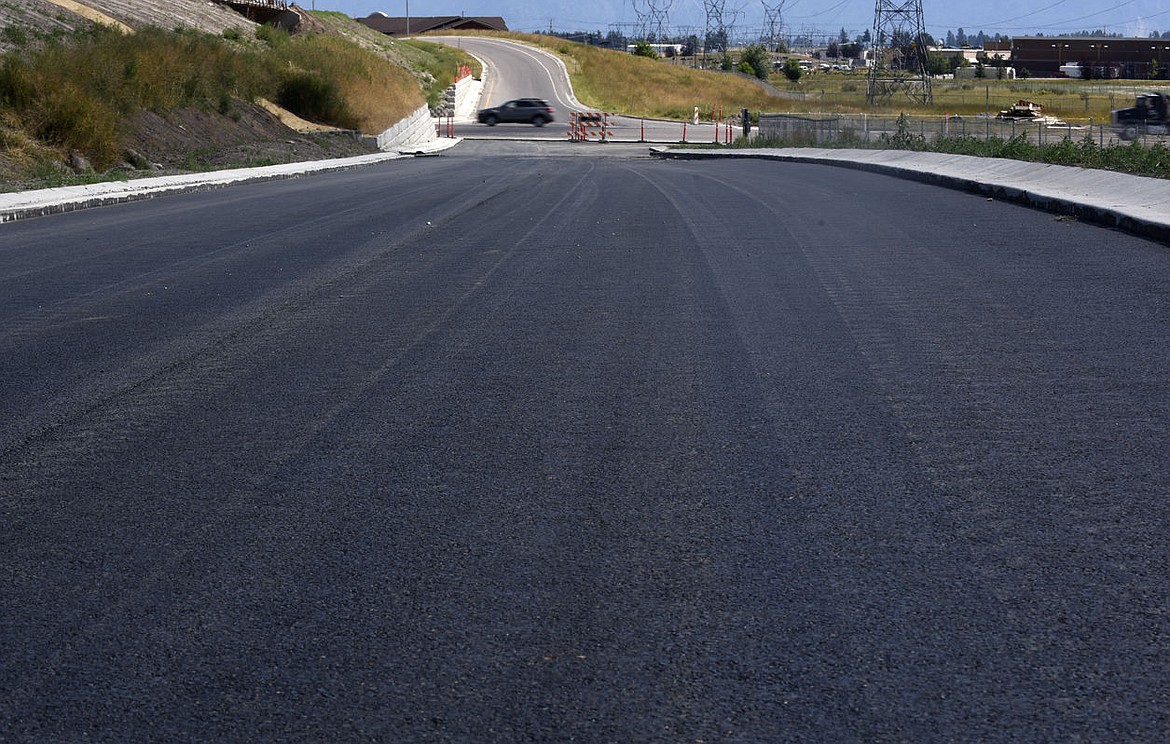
[0,15,467,188]
[438,31,786,119]
[310,11,481,110]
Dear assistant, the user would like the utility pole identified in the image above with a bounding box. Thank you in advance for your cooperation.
[405,0,410,35]
[867,0,932,105]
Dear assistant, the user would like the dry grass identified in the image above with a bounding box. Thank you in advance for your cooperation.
[0,23,435,172]
[425,30,787,119]
[753,69,1170,122]
[569,45,781,118]
[269,33,422,132]
[425,30,1170,125]
[308,11,472,110]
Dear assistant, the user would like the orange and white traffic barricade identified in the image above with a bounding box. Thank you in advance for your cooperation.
[567,111,612,142]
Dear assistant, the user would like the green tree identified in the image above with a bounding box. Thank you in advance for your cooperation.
[739,43,770,80]
[782,57,803,82]
[926,52,951,76]
[633,40,659,60]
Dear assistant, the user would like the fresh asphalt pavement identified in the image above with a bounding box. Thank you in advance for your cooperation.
[5,139,1170,240]
[2,140,1170,741]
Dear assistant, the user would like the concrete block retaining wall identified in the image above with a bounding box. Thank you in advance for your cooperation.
[434,75,478,117]
[452,75,476,114]
[372,105,436,150]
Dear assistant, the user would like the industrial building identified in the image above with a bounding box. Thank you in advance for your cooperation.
[1009,36,1170,79]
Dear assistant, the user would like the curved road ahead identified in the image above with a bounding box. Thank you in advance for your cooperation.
[2,141,1169,740]
[439,36,712,143]
[450,36,582,112]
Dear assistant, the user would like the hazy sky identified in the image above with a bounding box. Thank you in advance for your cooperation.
[307,1,1170,39]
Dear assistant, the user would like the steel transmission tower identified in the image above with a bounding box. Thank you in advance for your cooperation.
[703,0,728,55]
[761,1,785,51]
[647,0,672,41]
[632,0,650,40]
[633,0,672,41]
[867,0,932,105]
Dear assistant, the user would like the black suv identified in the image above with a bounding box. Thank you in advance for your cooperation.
[477,99,556,127]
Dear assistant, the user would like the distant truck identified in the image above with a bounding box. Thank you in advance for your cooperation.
[1112,92,1170,139]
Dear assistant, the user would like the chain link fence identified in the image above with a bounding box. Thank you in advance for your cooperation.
[757,112,1126,147]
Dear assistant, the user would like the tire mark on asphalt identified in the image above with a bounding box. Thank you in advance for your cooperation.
[251,161,603,475]
[627,161,1048,737]
[0,178,517,472]
[0,157,608,721]
[0,181,442,331]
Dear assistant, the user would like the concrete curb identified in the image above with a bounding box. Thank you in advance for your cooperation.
[0,140,461,225]
[650,147,1170,244]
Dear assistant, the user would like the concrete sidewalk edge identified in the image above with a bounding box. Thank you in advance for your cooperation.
[0,139,461,225]
[649,147,1170,244]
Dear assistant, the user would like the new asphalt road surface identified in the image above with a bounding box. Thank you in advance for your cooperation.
[3,141,1169,741]
[436,36,711,144]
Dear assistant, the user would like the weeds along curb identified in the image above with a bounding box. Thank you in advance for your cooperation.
[649,147,1170,244]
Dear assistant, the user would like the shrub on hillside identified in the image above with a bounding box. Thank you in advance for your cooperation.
[276,72,358,129]
[739,43,770,80]
[633,41,658,60]
[269,33,421,131]
[33,85,120,167]
[782,58,803,82]
[0,35,122,167]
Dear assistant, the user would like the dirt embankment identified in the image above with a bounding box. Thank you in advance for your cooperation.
[123,101,376,173]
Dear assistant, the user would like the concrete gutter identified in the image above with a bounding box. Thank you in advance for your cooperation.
[651,147,1170,243]
[0,139,459,224]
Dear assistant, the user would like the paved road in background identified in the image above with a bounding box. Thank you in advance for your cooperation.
[437,36,719,143]
[3,141,1170,740]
